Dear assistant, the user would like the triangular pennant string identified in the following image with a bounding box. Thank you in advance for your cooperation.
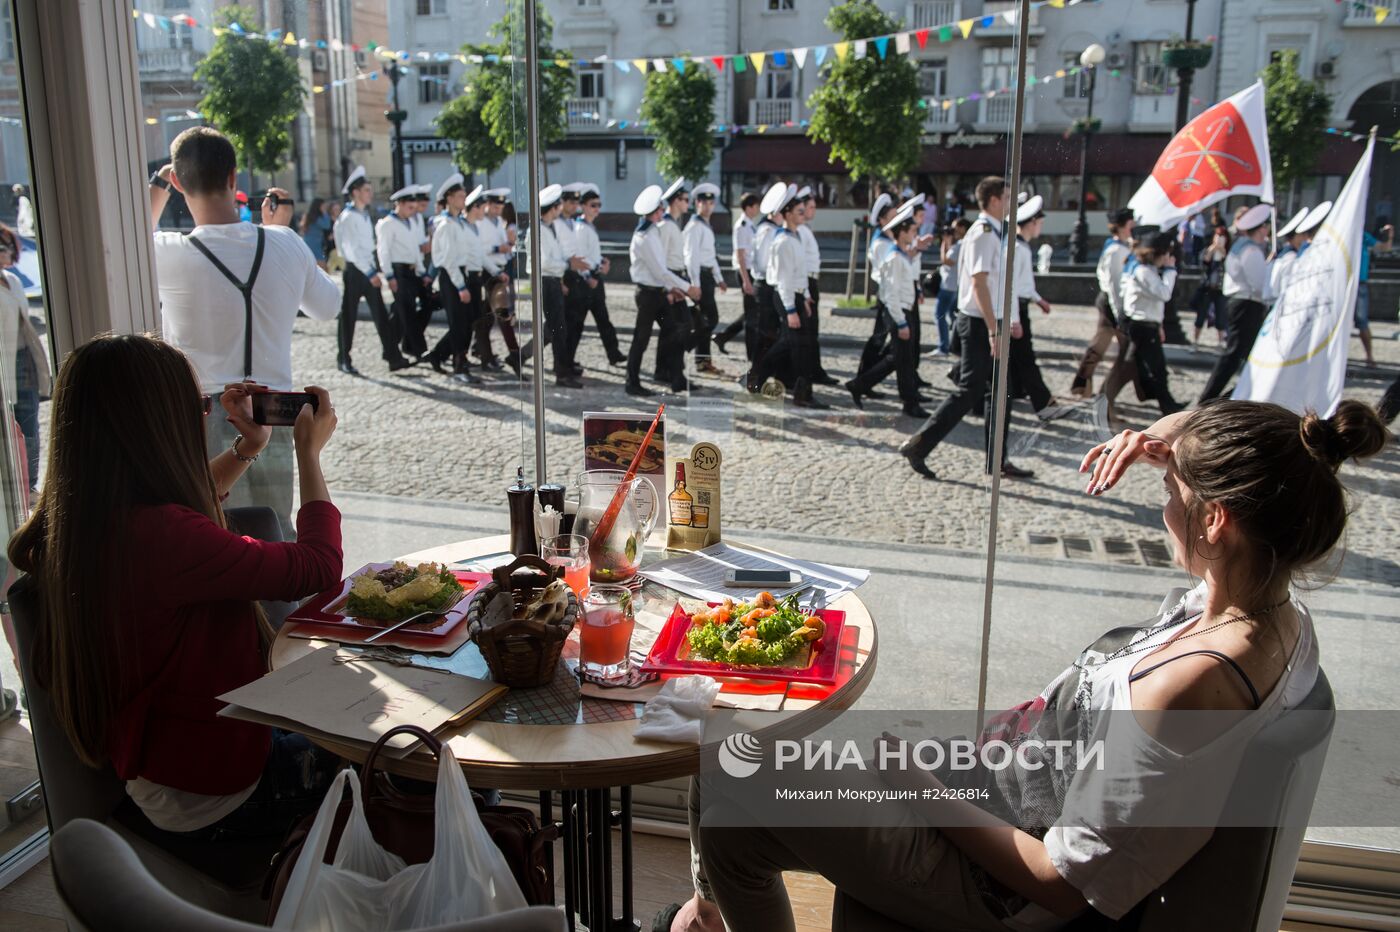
[814,46,828,66]
[834,41,849,60]
[958,18,975,38]
[793,47,808,68]
[632,58,648,73]
[915,28,930,48]
[749,51,766,73]
[672,57,686,73]
[895,33,910,55]
[873,37,889,58]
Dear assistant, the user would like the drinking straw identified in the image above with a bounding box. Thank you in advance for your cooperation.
[588,403,664,556]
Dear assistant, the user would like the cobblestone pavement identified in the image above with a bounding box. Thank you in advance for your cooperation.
[293,284,1400,587]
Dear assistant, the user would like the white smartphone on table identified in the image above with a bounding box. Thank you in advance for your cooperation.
[722,569,802,589]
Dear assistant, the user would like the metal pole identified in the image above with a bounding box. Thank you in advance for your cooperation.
[1071,66,1096,264]
[523,0,548,484]
[1174,0,1197,132]
[975,0,1032,728]
[386,64,406,193]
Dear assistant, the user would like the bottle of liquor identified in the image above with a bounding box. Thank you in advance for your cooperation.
[668,462,693,526]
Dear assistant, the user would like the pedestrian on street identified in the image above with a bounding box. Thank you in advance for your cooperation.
[557,183,595,380]
[473,189,526,378]
[796,188,839,387]
[410,186,438,341]
[684,182,726,376]
[530,184,579,388]
[748,191,784,369]
[856,193,896,385]
[1118,232,1184,416]
[424,175,482,385]
[572,184,626,367]
[895,192,937,392]
[0,241,48,492]
[1356,220,1392,368]
[1069,208,1135,397]
[333,167,408,375]
[299,197,330,270]
[1198,203,1272,403]
[932,218,969,357]
[846,204,920,415]
[1266,207,1310,311]
[1011,196,1073,422]
[714,192,760,358]
[627,184,698,397]
[1190,224,1231,346]
[899,176,1035,481]
[377,186,431,361]
[655,179,695,388]
[147,126,340,531]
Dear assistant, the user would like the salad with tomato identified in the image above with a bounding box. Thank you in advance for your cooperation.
[685,591,826,667]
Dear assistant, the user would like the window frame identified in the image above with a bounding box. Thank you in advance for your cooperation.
[417,62,451,105]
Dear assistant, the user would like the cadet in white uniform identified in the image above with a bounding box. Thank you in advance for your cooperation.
[529,184,578,387]
[573,184,625,366]
[684,182,726,374]
[749,192,784,366]
[1070,208,1135,397]
[1010,196,1070,422]
[796,187,837,386]
[714,192,761,358]
[655,178,693,386]
[410,184,438,340]
[1199,202,1272,402]
[472,189,527,377]
[1119,231,1184,415]
[1266,207,1310,305]
[627,185,697,396]
[376,186,430,360]
[333,166,408,374]
[425,176,482,384]
[846,204,919,410]
[557,183,594,376]
[856,193,897,383]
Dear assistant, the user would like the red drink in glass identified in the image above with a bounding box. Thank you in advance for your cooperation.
[580,585,635,682]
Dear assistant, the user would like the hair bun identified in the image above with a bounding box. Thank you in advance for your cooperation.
[1300,401,1388,469]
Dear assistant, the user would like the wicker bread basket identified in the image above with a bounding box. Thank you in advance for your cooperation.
[467,554,580,687]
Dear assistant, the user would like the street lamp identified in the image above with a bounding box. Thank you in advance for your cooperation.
[383,62,408,193]
[1069,43,1106,265]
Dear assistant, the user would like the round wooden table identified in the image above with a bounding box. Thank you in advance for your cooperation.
[270,534,878,932]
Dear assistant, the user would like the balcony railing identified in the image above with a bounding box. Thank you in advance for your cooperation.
[923,97,957,130]
[1345,0,1398,23]
[979,93,1031,128]
[566,97,607,129]
[906,0,959,30]
[749,97,795,125]
[138,47,199,75]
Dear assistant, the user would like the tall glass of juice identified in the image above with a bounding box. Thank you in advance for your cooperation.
[579,585,635,683]
[542,533,590,600]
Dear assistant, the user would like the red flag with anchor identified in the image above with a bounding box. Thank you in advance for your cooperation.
[1128,81,1274,226]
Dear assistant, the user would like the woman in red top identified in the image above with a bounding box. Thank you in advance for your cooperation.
[10,333,344,838]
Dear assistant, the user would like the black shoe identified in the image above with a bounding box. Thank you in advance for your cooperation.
[917,377,933,389]
[794,393,830,410]
[946,365,960,384]
[1000,462,1035,479]
[426,354,447,375]
[570,364,584,377]
[845,380,864,409]
[898,440,937,480]
[669,380,690,394]
[903,405,931,418]
[388,357,412,373]
[607,354,627,367]
[505,351,523,377]
[482,356,505,372]
[714,336,730,355]
[815,373,841,387]
[337,360,362,377]
[863,389,887,400]
[556,375,584,388]
[626,381,656,397]
[452,371,483,386]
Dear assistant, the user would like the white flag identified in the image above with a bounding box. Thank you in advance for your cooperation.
[1233,137,1374,417]
[1128,82,1273,228]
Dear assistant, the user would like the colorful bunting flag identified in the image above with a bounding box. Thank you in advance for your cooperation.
[732,54,747,73]
[749,51,766,73]
[712,56,726,71]
[938,25,952,42]
[1378,6,1390,22]
[915,28,930,48]
[1000,9,1018,25]
[874,37,889,58]
[615,60,631,73]
[895,33,910,55]
[283,31,297,45]
[773,51,788,67]
[652,57,667,72]
[834,41,849,60]
[632,58,647,73]
[793,47,808,68]
[672,57,686,73]
[814,45,828,66]
[854,39,867,59]
[958,18,974,38]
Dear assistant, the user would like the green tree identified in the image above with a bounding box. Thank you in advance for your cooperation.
[639,62,716,181]
[1261,50,1332,211]
[434,0,571,175]
[194,5,305,182]
[806,0,922,184]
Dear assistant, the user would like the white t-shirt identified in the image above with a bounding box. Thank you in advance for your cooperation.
[155,223,340,393]
[957,213,1006,320]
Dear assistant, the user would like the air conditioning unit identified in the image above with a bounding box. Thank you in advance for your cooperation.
[1315,59,1337,79]
[656,10,676,26]
[311,49,329,72]
[1105,51,1128,70]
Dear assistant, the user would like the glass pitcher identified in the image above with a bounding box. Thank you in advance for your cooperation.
[571,470,659,585]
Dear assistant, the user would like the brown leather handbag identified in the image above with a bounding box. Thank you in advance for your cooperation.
[265,725,556,917]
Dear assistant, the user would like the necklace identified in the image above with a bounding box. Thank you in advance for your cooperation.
[1102,596,1290,664]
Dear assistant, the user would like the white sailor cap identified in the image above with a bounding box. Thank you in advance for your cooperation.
[882,204,916,234]
[633,184,664,216]
[389,186,416,202]
[692,182,720,200]
[413,184,433,200]
[341,165,367,196]
[464,184,486,208]
[1277,207,1308,239]
[1235,203,1272,233]
[1017,191,1029,205]
[760,181,792,216]
[1296,200,1332,235]
[1017,195,1044,225]
[868,192,892,227]
[796,185,813,200]
[484,187,511,201]
[435,172,465,204]
[561,182,587,198]
[899,192,926,212]
[539,183,564,209]
[580,183,600,199]
[663,178,689,201]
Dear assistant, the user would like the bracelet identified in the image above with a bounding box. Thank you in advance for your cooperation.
[232,435,259,464]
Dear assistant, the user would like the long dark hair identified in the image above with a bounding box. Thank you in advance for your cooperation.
[299,197,326,235]
[8,334,241,766]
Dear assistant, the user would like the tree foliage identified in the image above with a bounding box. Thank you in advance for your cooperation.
[194,5,305,175]
[434,0,571,174]
[1261,50,1332,204]
[639,62,716,182]
[806,0,922,183]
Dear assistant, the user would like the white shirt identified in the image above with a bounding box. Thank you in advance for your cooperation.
[658,213,687,273]
[683,215,720,284]
[732,214,755,273]
[333,205,377,276]
[480,215,510,275]
[376,213,424,275]
[629,221,688,291]
[1266,247,1297,304]
[0,269,26,405]
[1223,237,1268,302]
[553,216,581,265]
[431,214,472,290]
[575,218,603,269]
[957,212,1005,320]
[1121,261,1177,324]
[766,227,808,310]
[1095,238,1131,318]
[530,221,567,278]
[15,196,34,238]
[797,224,821,279]
[868,233,895,292]
[1013,237,1042,304]
[876,241,916,326]
[751,219,779,283]
[154,222,340,393]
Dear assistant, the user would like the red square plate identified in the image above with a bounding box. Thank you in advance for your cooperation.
[286,564,491,638]
[641,602,846,686]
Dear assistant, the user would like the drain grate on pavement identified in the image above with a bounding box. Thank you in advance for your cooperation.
[1137,539,1175,567]
[1022,532,1176,568]
[1101,538,1140,564]
[1062,536,1095,560]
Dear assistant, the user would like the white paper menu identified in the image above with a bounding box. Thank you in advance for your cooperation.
[638,542,869,605]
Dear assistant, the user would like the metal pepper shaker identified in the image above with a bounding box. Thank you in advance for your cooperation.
[507,467,537,557]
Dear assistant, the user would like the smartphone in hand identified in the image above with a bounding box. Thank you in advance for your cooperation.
[251,391,318,427]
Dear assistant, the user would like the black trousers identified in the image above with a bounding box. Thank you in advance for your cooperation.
[905,314,1009,472]
[1199,298,1266,402]
[692,269,720,362]
[847,303,916,401]
[655,270,693,382]
[628,286,674,387]
[339,264,402,364]
[746,283,777,363]
[808,276,831,377]
[1124,320,1178,412]
[563,270,590,365]
[429,269,479,369]
[719,285,750,356]
[750,291,816,390]
[583,276,623,360]
[1009,300,1053,412]
[541,276,569,376]
[858,306,890,377]
[391,263,428,357]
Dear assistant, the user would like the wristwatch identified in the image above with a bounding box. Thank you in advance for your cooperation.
[232,435,260,464]
[148,171,170,191]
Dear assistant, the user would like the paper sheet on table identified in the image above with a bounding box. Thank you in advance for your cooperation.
[638,542,869,604]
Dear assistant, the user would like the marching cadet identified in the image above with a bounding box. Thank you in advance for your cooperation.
[845,204,919,411]
[900,176,1036,481]
[656,178,693,386]
[714,192,760,357]
[333,165,409,374]
[1010,196,1071,421]
[855,192,896,392]
[425,175,482,385]
[411,184,438,339]
[1293,201,1331,251]
[795,188,838,387]
[574,184,627,366]
[628,184,698,397]
[684,182,726,375]
[1070,207,1135,397]
[556,183,594,378]
[1118,230,1185,415]
[530,184,579,388]
[1198,202,1272,402]
[473,188,526,377]
[748,185,785,368]
[376,186,430,361]
[1267,206,1310,306]
[746,182,830,409]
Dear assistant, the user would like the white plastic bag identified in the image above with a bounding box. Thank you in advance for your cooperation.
[273,750,528,931]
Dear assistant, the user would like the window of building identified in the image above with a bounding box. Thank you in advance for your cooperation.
[1063,53,1090,98]
[1133,41,1175,94]
[646,0,675,5]
[759,60,794,100]
[767,0,797,10]
[162,0,191,8]
[577,0,602,6]
[418,63,450,104]
[918,58,948,98]
[576,63,605,101]
[416,0,446,15]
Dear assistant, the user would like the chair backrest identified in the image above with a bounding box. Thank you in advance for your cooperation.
[52,819,568,932]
